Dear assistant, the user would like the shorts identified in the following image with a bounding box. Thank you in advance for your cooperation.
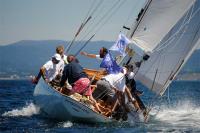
[72,78,92,96]
[93,79,115,99]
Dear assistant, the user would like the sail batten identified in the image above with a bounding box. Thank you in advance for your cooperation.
[133,0,200,95]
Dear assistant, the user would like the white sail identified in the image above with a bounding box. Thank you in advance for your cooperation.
[128,0,195,52]
[135,0,200,95]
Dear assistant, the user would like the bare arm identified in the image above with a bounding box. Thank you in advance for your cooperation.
[80,51,97,58]
[125,86,134,101]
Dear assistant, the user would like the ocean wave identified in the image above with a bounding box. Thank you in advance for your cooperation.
[2,102,40,117]
[61,121,73,128]
[150,100,200,127]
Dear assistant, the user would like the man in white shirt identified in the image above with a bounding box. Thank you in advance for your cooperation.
[43,54,63,81]
[95,67,145,120]
[95,67,139,107]
[32,53,63,84]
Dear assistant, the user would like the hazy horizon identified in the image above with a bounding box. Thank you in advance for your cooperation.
[0,39,199,49]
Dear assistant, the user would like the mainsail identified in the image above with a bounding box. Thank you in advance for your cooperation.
[128,0,195,52]
[129,0,200,95]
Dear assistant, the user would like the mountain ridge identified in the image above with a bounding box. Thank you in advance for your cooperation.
[0,40,199,78]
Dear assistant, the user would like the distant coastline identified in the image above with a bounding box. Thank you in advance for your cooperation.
[0,75,32,81]
[0,40,199,80]
[1,73,200,81]
[0,77,31,81]
[175,73,200,81]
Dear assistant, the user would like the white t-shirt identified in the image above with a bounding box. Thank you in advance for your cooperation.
[95,55,103,61]
[43,60,63,81]
[62,54,68,64]
[103,72,126,92]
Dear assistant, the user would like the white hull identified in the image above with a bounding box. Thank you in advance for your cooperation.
[33,78,113,123]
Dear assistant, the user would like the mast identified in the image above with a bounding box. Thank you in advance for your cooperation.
[118,0,151,65]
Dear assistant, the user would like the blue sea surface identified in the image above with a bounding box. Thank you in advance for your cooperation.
[0,80,200,132]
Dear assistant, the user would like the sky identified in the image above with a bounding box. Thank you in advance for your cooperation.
[0,0,145,46]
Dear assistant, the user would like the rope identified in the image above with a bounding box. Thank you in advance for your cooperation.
[89,0,105,17]
[167,86,170,105]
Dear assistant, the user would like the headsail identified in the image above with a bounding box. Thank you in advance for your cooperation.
[128,0,195,52]
[134,0,200,95]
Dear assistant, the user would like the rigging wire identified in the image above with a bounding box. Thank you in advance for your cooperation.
[79,0,123,41]
[82,0,105,24]
[74,0,127,55]
[65,1,106,54]
[74,34,95,56]
[73,0,131,55]
[146,85,172,118]
[83,0,96,22]
[65,16,92,53]
[65,0,104,53]
[78,0,106,37]
[93,0,127,36]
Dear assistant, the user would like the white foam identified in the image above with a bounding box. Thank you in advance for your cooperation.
[57,121,73,128]
[151,100,200,127]
[62,121,73,128]
[2,103,40,117]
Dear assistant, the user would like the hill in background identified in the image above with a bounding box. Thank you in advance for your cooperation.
[0,40,199,79]
[0,40,113,78]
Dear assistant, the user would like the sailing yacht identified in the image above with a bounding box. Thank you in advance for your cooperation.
[33,0,200,123]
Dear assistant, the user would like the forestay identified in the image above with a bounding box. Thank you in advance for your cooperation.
[134,0,200,95]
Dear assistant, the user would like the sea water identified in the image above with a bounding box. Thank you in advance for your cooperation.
[0,80,200,132]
